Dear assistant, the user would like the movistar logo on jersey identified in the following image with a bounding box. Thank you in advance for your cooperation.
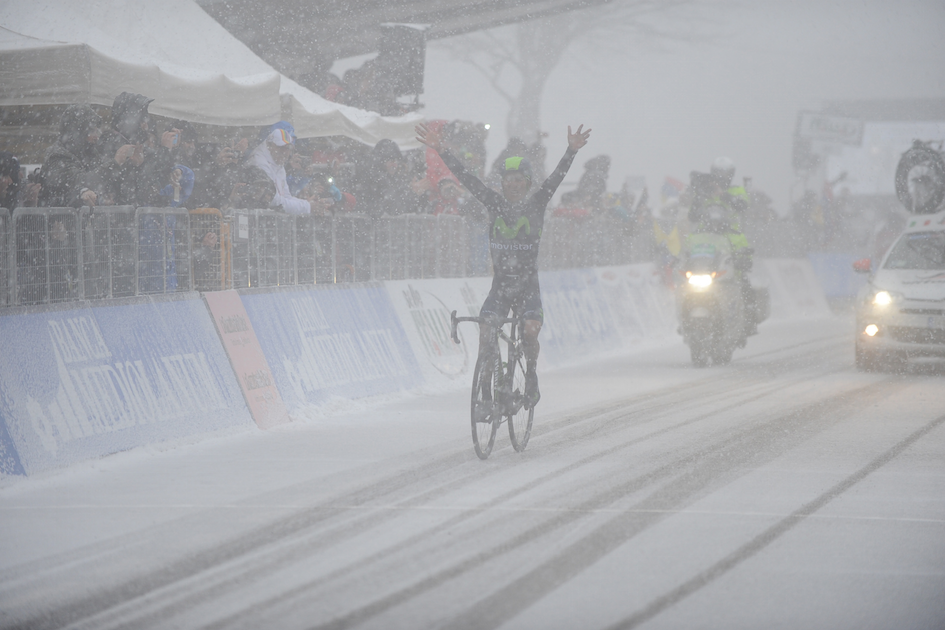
[493,216,531,239]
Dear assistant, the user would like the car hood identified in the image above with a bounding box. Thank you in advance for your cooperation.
[874,268,945,301]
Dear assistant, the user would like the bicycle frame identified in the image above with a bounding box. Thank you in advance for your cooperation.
[451,309,534,458]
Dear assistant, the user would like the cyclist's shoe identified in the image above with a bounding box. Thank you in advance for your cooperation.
[474,381,494,423]
[473,401,493,423]
[524,369,540,409]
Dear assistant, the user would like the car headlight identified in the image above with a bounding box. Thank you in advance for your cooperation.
[871,289,902,306]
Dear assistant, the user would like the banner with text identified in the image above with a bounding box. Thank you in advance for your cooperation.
[0,295,253,475]
[538,268,623,366]
[238,284,422,415]
[204,290,290,429]
[385,277,492,389]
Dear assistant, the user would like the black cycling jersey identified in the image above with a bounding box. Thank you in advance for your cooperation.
[439,147,578,284]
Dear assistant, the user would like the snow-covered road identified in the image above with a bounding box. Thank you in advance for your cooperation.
[2,316,944,629]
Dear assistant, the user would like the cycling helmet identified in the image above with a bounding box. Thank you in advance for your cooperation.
[503,156,532,182]
[710,156,735,186]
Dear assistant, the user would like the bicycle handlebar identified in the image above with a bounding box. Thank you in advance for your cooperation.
[450,310,519,345]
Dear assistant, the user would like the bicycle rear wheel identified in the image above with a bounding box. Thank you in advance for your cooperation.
[506,346,534,452]
[470,353,498,459]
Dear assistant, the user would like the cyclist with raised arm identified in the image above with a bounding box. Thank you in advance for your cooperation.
[416,122,591,408]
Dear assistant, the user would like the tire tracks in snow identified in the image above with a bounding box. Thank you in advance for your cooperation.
[0,334,862,629]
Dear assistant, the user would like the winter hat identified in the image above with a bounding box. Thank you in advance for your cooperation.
[111,92,153,141]
[261,121,297,144]
[267,127,295,147]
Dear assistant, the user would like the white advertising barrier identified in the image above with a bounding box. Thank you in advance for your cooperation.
[385,277,493,390]
[539,264,677,367]
[236,284,423,417]
[0,294,254,476]
[386,264,677,386]
[594,264,677,345]
[752,258,832,320]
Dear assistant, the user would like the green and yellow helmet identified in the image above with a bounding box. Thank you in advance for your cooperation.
[503,156,532,182]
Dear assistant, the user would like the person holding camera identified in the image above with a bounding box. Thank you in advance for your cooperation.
[99,92,178,206]
[245,122,325,215]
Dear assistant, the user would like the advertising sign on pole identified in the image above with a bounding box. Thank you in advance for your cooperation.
[796,111,864,146]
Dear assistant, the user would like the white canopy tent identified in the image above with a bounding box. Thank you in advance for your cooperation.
[0,0,421,146]
[280,76,422,149]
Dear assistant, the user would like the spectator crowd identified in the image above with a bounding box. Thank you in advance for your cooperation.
[2,92,499,224]
[4,89,819,276]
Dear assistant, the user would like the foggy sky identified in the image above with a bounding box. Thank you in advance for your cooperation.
[422,0,945,212]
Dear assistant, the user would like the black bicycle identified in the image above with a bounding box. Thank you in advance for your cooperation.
[451,309,535,459]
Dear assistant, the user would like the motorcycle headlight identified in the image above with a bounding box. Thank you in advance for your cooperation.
[687,273,713,288]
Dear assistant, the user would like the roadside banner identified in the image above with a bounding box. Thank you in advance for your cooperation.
[0,294,252,475]
[385,277,492,388]
[806,253,868,298]
[204,290,290,428]
[754,258,832,319]
[595,264,676,344]
[538,268,621,366]
[238,284,422,414]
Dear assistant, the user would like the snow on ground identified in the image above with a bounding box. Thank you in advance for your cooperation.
[1,315,943,629]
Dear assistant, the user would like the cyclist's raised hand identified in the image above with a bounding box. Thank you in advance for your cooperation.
[415,122,444,152]
[567,124,592,151]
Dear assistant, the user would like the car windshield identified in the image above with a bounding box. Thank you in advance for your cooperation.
[883,231,945,270]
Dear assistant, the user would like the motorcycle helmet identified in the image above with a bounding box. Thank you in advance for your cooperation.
[710,156,735,188]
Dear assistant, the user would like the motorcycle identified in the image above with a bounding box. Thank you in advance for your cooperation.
[676,204,768,367]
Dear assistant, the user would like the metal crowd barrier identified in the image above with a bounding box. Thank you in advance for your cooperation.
[539,215,636,270]
[374,214,439,280]
[136,207,192,295]
[12,207,82,305]
[256,210,296,287]
[295,214,332,285]
[80,206,137,300]
[434,214,468,277]
[190,208,228,292]
[226,208,296,289]
[2,205,650,308]
[332,213,374,283]
[0,208,10,307]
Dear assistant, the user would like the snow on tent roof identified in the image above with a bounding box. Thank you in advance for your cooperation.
[0,0,419,145]
[281,75,422,149]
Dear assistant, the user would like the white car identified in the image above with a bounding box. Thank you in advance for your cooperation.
[854,209,945,370]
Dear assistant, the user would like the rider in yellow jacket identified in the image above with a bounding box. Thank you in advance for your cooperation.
[688,157,758,335]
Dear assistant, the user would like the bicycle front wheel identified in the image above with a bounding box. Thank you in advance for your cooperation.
[506,351,534,452]
[470,353,498,459]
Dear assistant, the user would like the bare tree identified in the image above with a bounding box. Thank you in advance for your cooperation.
[432,1,701,147]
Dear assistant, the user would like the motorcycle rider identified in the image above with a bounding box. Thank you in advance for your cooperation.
[688,157,758,335]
